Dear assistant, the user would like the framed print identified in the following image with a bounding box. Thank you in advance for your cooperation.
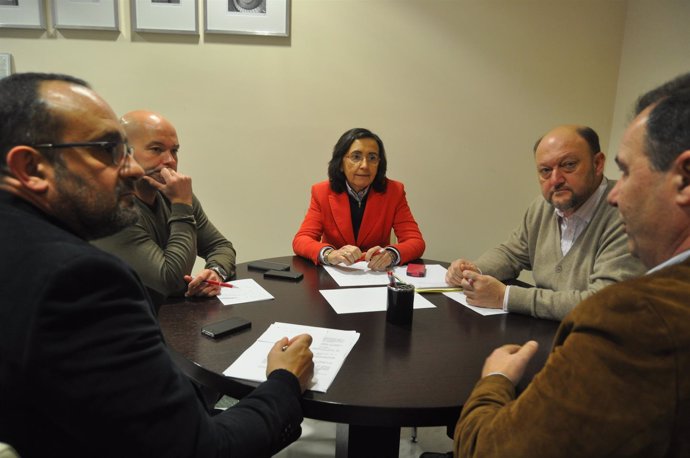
[205,0,290,37]
[0,53,12,78]
[0,0,45,29]
[131,0,198,34]
[52,0,119,31]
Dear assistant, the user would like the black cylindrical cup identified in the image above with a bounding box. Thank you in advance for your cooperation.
[386,283,415,326]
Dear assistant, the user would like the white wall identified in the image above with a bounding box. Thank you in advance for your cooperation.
[608,0,690,167]
[1,0,629,266]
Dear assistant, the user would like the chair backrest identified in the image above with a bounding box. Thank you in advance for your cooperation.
[0,442,19,458]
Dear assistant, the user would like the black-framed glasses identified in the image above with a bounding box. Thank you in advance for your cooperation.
[30,141,134,167]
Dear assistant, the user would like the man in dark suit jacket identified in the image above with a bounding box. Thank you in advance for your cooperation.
[452,74,690,457]
[0,73,314,457]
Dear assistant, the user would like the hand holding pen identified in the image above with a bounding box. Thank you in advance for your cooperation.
[184,268,234,297]
[327,245,392,270]
[203,279,235,288]
[363,246,393,271]
[326,245,363,266]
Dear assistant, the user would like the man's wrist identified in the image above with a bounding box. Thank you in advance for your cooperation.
[484,371,514,384]
[208,265,228,281]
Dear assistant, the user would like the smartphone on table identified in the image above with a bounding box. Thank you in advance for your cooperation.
[201,317,251,339]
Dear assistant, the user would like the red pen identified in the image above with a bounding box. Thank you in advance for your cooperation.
[387,270,396,286]
[203,279,236,288]
[357,248,385,263]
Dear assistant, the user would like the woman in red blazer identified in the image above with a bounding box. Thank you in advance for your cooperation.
[292,128,425,271]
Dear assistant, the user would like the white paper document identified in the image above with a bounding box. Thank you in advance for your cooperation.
[223,322,359,393]
[218,278,274,306]
[323,262,388,287]
[392,264,452,289]
[320,286,436,314]
[443,291,508,316]
[324,262,452,289]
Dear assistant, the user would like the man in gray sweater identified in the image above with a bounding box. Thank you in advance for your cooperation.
[93,110,236,298]
[446,125,645,320]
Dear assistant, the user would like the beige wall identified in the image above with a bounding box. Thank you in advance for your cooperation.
[608,0,690,169]
[1,0,630,266]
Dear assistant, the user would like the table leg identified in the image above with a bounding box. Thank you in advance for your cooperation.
[336,423,401,457]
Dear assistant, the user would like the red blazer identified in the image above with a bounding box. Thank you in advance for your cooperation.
[292,179,425,265]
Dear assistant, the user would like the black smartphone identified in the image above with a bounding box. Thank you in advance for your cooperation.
[248,260,291,272]
[264,270,303,281]
[201,317,251,339]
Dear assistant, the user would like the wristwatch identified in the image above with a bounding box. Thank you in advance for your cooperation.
[322,248,334,265]
[208,265,228,282]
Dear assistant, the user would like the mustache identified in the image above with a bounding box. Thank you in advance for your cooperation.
[116,178,137,197]
[144,166,166,177]
[552,183,572,193]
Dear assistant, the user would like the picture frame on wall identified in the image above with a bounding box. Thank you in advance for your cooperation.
[205,0,290,37]
[52,0,119,31]
[131,0,198,34]
[0,0,45,29]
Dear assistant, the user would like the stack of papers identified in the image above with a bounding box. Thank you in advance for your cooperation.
[320,286,436,314]
[223,322,359,393]
[323,262,456,290]
[323,262,389,287]
[218,278,274,306]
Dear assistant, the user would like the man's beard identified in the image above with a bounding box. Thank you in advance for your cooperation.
[549,187,583,213]
[52,164,139,240]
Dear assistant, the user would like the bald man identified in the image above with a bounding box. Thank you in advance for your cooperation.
[445,125,645,320]
[93,110,236,298]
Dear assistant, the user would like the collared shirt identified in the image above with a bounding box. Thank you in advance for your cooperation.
[647,249,690,275]
[503,178,608,311]
[555,178,608,256]
[345,182,370,207]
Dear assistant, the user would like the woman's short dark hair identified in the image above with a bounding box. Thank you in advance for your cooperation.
[327,128,388,193]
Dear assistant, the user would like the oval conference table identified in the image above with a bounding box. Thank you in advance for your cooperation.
[158,256,560,457]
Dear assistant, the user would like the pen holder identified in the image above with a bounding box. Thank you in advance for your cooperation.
[386,283,415,326]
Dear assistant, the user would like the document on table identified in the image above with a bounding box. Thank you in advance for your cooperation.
[324,262,454,289]
[217,278,274,306]
[320,286,436,314]
[223,322,359,393]
[392,264,453,290]
[443,291,508,316]
[323,262,388,286]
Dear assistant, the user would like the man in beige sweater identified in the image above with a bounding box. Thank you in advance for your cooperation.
[452,70,690,458]
[446,125,645,320]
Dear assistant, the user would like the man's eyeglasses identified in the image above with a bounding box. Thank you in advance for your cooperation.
[30,141,134,167]
[346,152,381,164]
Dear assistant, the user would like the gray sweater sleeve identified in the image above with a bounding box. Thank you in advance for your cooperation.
[92,200,198,296]
[92,194,236,296]
[476,183,646,321]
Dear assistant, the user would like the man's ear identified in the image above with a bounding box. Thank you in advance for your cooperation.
[4,146,51,193]
[593,151,606,176]
[674,150,690,206]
